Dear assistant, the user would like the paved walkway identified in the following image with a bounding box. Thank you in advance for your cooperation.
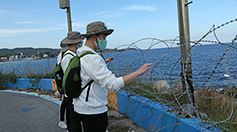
[0,90,66,132]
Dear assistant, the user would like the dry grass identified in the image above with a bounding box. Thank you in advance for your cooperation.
[196,87,237,131]
[196,87,237,121]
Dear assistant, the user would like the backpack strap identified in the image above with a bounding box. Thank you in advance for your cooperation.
[62,52,74,59]
[58,52,74,64]
[61,51,66,59]
[79,51,94,58]
[83,80,94,102]
[79,51,95,102]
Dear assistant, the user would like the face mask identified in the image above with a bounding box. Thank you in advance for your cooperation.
[77,44,82,49]
[95,37,107,50]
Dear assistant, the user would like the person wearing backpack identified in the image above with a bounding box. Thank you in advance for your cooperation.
[56,31,84,131]
[70,21,153,132]
[57,45,68,130]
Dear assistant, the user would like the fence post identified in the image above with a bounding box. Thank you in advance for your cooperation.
[59,0,72,32]
[177,0,195,116]
[66,2,72,32]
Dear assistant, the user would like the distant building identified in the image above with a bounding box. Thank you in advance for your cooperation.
[1,57,7,60]
[8,54,23,61]
[43,54,48,58]
[0,57,8,62]
[9,55,15,61]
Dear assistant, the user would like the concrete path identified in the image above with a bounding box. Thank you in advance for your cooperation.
[0,91,66,132]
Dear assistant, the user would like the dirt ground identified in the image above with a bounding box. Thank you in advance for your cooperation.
[0,88,147,132]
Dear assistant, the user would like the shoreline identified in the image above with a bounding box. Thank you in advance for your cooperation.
[0,57,56,64]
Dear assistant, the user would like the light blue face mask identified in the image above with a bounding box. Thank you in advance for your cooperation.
[95,37,107,50]
[77,43,82,49]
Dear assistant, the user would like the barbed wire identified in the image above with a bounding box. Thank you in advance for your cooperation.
[0,18,236,131]
[106,18,237,132]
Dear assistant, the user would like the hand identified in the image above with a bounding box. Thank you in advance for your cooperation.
[136,63,153,76]
[105,57,114,63]
[122,63,153,86]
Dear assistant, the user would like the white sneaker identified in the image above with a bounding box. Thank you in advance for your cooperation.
[58,121,67,129]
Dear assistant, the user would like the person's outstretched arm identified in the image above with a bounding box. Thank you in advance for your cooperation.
[105,57,114,63]
[122,63,153,86]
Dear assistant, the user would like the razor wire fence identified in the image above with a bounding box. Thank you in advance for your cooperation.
[105,18,237,132]
[0,18,236,131]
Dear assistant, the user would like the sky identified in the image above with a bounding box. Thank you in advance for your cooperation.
[0,0,236,50]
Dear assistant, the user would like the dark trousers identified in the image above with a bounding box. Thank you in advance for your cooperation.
[59,95,67,121]
[69,111,108,132]
[59,95,75,131]
[66,98,75,131]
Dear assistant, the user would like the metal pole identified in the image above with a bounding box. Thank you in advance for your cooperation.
[66,0,72,32]
[177,0,194,116]
[59,0,72,32]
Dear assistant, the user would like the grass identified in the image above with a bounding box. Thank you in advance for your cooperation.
[26,72,54,86]
[0,70,18,88]
[0,59,55,88]
[0,68,54,88]
[122,79,183,105]
[196,87,237,131]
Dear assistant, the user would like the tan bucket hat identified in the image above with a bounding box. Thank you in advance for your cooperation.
[60,39,69,52]
[60,31,84,52]
[81,21,114,37]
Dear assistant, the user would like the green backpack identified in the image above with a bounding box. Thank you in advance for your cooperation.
[54,51,94,99]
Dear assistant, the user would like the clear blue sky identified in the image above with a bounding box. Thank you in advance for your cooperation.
[0,0,236,49]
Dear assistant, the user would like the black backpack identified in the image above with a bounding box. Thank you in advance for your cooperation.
[54,51,94,99]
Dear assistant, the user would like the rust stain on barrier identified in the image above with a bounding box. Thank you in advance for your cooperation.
[107,89,118,111]
[51,80,57,91]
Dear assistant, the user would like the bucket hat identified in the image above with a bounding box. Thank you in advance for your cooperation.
[61,31,84,45]
[60,39,69,52]
[81,21,114,37]
[60,46,69,52]
[60,31,84,52]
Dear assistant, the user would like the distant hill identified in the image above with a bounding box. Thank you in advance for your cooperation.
[0,47,60,58]
[0,47,137,57]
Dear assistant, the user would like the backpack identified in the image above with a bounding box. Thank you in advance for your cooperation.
[54,52,72,95]
[54,51,94,99]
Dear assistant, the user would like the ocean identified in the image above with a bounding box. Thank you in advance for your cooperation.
[1,44,236,89]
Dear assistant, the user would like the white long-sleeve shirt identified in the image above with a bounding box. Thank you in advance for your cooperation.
[73,46,124,114]
[57,50,76,73]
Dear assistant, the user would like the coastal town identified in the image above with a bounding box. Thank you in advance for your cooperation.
[0,52,49,62]
[0,47,60,62]
[0,47,136,62]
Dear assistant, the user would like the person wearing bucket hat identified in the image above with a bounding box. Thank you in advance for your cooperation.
[80,21,113,52]
[71,21,153,132]
[57,31,84,63]
[81,21,114,38]
[56,31,84,131]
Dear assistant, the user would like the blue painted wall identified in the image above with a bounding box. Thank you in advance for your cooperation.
[117,90,221,132]
[3,78,53,90]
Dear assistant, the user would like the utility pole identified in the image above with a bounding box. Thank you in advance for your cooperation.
[59,0,72,32]
[177,0,195,116]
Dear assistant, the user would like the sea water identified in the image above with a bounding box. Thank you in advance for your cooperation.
[1,44,236,89]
